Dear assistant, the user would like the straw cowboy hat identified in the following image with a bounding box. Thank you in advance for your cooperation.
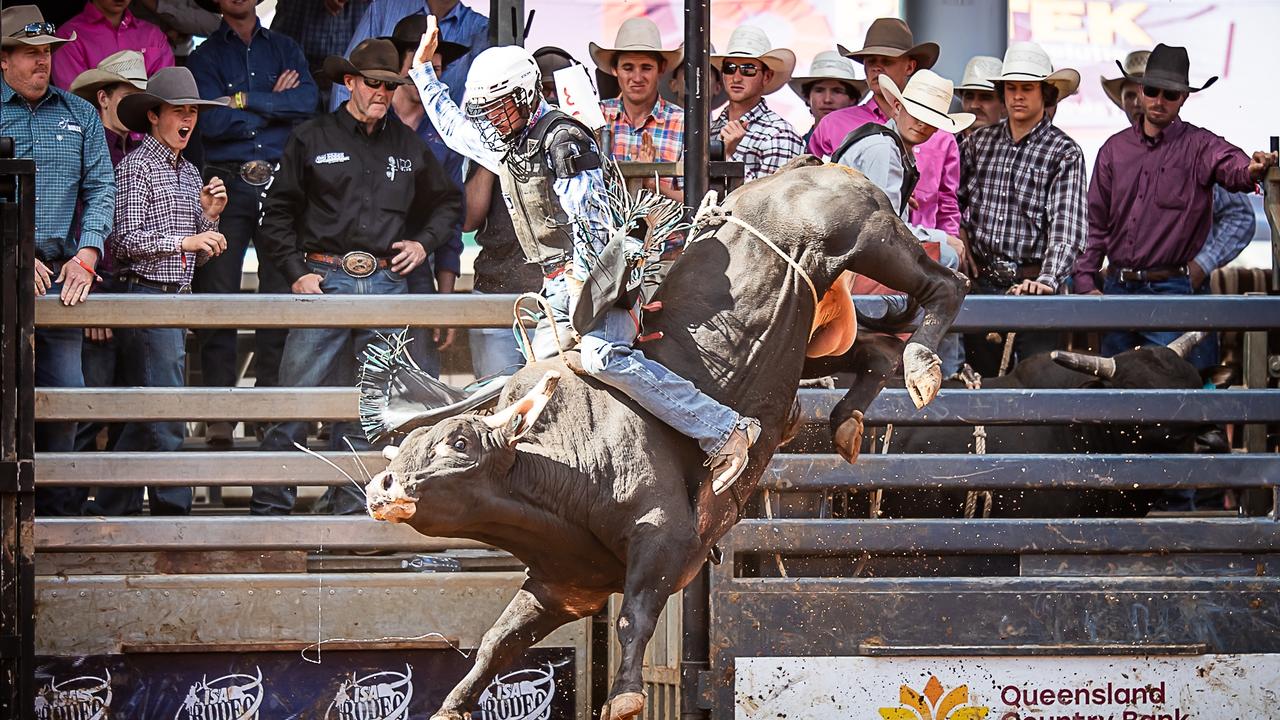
[386,15,468,70]
[955,55,1002,92]
[1100,50,1149,109]
[1,5,73,48]
[788,51,868,102]
[880,70,973,134]
[590,17,683,76]
[991,41,1080,99]
[1117,43,1216,94]
[69,50,148,103]
[117,66,228,134]
[323,38,410,86]
[838,18,938,70]
[710,25,795,96]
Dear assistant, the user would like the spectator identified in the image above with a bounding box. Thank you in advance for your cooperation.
[958,42,1085,376]
[709,25,803,181]
[254,39,461,515]
[811,19,960,241]
[52,0,175,89]
[271,0,372,106]
[186,0,318,447]
[954,55,1003,140]
[97,67,229,515]
[533,46,576,103]
[1074,43,1275,367]
[2,6,115,515]
[592,18,685,203]
[1101,49,1150,124]
[387,14,468,376]
[667,46,720,109]
[68,51,150,455]
[788,51,865,144]
[130,0,221,65]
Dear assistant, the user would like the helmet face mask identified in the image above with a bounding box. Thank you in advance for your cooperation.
[464,86,537,154]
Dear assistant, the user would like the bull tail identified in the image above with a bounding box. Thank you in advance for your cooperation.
[854,295,919,335]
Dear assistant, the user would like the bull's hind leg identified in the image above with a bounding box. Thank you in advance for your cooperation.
[432,579,604,720]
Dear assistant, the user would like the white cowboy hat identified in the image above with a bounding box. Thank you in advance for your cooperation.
[1100,50,1150,109]
[710,25,796,96]
[879,70,974,133]
[788,50,868,102]
[590,18,683,76]
[991,41,1080,99]
[69,49,148,102]
[955,55,1002,92]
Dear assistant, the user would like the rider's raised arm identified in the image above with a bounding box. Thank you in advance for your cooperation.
[409,64,504,175]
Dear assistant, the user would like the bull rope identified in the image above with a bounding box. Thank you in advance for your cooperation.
[958,366,994,519]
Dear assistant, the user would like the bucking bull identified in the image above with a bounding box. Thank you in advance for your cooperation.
[362,157,967,719]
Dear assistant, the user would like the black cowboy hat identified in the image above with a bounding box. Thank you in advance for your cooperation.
[1118,43,1216,93]
[116,66,228,134]
[323,38,409,86]
[386,15,468,69]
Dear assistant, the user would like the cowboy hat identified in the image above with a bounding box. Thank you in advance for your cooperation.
[590,17,683,76]
[387,14,468,69]
[991,41,1080,99]
[1101,50,1149,109]
[880,70,973,134]
[955,55,1002,92]
[1117,43,1216,94]
[1,5,73,49]
[788,50,868,102]
[710,25,795,96]
[323,38,409,86]
[69,50,148,103]
[117,66,228,134]
[193,0,264,15]
[838,18,938,70]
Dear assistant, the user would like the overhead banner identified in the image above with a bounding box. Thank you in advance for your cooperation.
[736,654,1280,719]
[34,647,574,720]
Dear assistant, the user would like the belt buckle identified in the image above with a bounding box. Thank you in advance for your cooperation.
[177,283,192,294]
[239,160,274,186]
[341,251,377,278]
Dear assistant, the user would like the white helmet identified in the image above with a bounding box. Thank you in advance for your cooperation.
[463,45,542,154]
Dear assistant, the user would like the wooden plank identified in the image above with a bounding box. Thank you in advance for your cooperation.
[119,639,458,653]
[35,550,306,576]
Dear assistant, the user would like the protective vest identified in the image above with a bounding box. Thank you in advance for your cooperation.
[497,109,602,268]
[832,123,920,217]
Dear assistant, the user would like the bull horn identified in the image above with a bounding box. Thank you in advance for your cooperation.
[1167,331,1208,358]
[1050,350,1116,379]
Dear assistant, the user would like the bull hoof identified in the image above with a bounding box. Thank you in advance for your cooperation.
[563,350,586,376]
[834,410,864,464]
[902,342,942,409]
[601,692,645,720]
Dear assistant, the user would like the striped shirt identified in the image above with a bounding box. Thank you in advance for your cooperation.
[958,115,1087,290]
[1,80,114,262]
[711,99,804,182]
[1195,186,1256,273]
[109,136,217,285]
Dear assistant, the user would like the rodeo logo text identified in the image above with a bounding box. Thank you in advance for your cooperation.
[324,664,413,720]
[175,667,264,720]
[475,662,563,720]
[34,671,112,720]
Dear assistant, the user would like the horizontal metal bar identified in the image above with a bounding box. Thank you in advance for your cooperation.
[856,643,1208,656]
[35,516,489,552]
[35,295,1280,330]
[722,518,1280,554]
[35,387,1280,423]
[35,452,1280,490]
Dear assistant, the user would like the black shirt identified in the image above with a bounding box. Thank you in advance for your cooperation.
[467,162,544,294]
[258,105,462,284]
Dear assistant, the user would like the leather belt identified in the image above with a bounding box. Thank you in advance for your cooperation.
[1112,265,1188,283]
[125,275,192,294]
[306,251,389,278]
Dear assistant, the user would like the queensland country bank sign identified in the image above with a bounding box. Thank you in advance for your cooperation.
[735,655,1280,719]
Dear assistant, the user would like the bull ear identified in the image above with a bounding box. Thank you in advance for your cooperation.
[382,445,400,461]
[484,371,561,446]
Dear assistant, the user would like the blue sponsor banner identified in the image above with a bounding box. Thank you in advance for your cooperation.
[35,647,574,719]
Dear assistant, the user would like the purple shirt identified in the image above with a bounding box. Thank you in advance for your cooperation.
[53,3,175,90]
[1074,118,1255,293]
[808,98,961,235]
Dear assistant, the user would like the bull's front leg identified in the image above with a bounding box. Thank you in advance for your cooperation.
[804,334,904,463]
[432,579,602,720]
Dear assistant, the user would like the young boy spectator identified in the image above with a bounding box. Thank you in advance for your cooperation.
[789,50,865,144]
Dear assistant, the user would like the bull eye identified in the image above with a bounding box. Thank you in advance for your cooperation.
[452,436,468,452]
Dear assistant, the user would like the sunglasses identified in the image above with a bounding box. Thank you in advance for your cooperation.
[721,61,760,77]
[9,21,56,38]
[1142,86,1183,102]
[362,77,396,90]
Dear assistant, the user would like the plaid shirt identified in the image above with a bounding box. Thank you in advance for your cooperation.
[1195,186,1256,273]
[711,99,804,182]
[601,96,685,166]
[958,115,1087,290]
[270,0,371,65]
[109,136,217,285]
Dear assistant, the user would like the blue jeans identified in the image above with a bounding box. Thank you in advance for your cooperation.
[1101,274,1218,370]
[35,280,88,515]
[88,283,191,515]
[470,292,525,378]
[928,240,964,377]
[404,262,442,378]
[254,263,407,515]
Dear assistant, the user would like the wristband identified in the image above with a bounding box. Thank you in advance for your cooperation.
[232,91,246,110]
[72,255,102,282]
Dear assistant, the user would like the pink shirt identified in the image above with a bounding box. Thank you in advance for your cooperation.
[53,3,174,90]
[808,98,961,235]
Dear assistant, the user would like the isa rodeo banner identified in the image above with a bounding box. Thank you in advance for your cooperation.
[33,647,573,720]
